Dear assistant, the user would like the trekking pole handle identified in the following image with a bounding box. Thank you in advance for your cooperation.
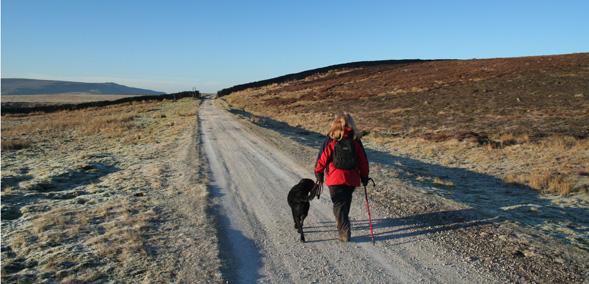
[367,177,376,187]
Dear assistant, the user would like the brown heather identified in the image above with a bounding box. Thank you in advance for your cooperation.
[222,53,589,195]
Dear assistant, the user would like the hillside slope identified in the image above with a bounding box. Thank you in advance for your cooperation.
[219,53,589,247]
[1,78,164,95]
[221,53,589,139]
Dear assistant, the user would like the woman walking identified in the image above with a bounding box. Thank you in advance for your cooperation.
[315,113,369,242]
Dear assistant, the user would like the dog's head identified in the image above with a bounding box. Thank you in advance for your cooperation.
[297,178,316,194]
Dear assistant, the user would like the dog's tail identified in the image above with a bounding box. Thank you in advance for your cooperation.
[307,180,323,201]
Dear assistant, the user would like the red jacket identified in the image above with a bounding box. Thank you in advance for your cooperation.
[315,128,369,187]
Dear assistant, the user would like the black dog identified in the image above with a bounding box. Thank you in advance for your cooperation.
[287,178,318,243]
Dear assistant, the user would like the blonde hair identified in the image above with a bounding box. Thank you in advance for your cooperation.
[327,112,360,141]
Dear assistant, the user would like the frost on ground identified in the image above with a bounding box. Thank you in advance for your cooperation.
[2,95,588,283]
[1,98,222,283]
[363,139,589,251]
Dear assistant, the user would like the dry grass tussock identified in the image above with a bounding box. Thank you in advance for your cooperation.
[26,200,154,257]
[1,98,200,282]
[4,199,154,282]
[2,102,148,149]
[368,133,588,195]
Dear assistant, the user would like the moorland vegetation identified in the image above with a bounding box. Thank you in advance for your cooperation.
[220,53,589,195]
[1,98,220,283]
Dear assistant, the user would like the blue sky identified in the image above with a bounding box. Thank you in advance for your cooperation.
[2,0,588,93]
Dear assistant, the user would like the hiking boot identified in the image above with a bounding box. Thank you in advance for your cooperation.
[338,231,351,242]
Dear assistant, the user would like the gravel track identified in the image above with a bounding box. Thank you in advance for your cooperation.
[199,95,505,283]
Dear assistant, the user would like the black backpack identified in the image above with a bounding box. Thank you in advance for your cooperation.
[333,136,357,170]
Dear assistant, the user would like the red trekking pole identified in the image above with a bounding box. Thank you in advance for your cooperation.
[364,178,376,244]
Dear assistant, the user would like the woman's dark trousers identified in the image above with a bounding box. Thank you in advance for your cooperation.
[328,185,356,241]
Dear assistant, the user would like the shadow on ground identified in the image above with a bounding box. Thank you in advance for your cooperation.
[305,209,499,244]
[208,182,264,284]
[1,160,120,221]
[223,105,588,250]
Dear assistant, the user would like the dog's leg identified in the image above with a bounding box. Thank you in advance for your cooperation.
[293,217,299,230]
[299,215,305,231]
[298,215,306,243]
[291,208,301,230]
[296,218,305,242]
[292,209,305,242]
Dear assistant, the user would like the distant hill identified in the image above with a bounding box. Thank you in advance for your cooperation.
[1,78,165,95]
